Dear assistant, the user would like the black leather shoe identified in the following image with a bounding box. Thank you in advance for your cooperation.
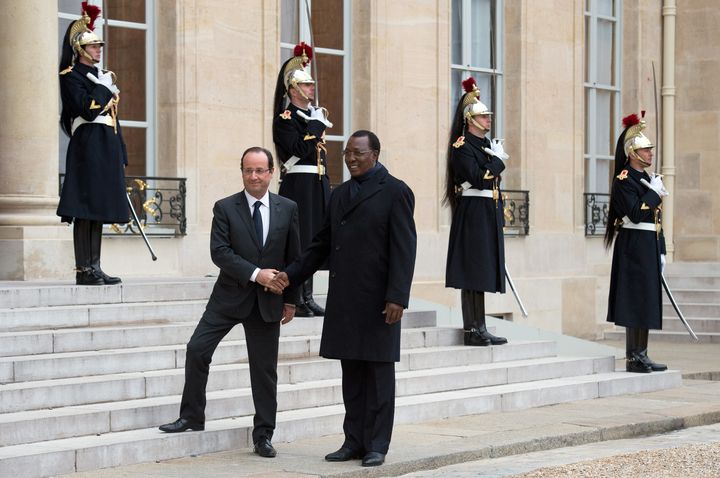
[305,298,325,316]
[361,452,386,467]
[477,326,508,345]
[96,268,122,285]
[464,329,491,346]
[253,437,277,458]
[158,418,204,433]
[638,352,668,371]
[626,354,652,373]
[294,302,314,317]
[325,447,363,462]
[76,269,104,286]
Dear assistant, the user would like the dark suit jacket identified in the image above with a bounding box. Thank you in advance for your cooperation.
[206,191,301,322]
[285,164,417,362]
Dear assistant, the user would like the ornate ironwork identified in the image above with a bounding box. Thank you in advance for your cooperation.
[584,192,610,236]
[59,175,187,237]
[502,189,529,236]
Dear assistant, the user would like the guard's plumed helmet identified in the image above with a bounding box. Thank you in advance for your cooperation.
[284,42,315,92]
[461,77,493,121]
[68,2,104,64]
[622,112,654,157]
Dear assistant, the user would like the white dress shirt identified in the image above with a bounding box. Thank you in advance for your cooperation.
[245,190,270,282]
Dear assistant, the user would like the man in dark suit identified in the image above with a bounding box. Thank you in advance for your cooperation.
[159,147,301,459]
[272,130,417,467]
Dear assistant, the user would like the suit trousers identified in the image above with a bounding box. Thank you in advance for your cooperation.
[179,304,280,443]
[340,359,395,454]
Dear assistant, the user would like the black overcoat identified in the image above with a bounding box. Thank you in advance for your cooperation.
[57,62,128,224]
[445,133,506,293]
[273,103,331,250]
[285,165,417,362]
[606,167,666,329]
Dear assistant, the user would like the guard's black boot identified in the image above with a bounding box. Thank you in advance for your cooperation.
[294,297,314,318]
[303,277,325,316]
[464,328,491,346]
[74,219,103,286]
[90,221,121,285]
[626,327,652,373]
[637,328,667,371]
[476,322,508,345]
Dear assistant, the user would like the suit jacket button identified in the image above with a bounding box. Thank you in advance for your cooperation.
[331,272,336,278]
[335,245,341,250]
[340,220,346,225]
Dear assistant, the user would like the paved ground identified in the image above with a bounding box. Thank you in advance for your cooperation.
[56,339,720,478]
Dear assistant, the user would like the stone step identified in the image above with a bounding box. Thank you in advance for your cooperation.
[0,341,557,413]
[663,302,720,318]
[665,275,720,289]
[662,317,720,333]
[0,370,681,478]
[0,325,468,384]
[665,262,720,274]
[604,329,720,344]
[0,355,614,447]
[664,289,720,304]
[0,279,215,309]
[0,310,437,358]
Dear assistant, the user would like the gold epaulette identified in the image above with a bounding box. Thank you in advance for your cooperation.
[616,169,628,180]
[59,66,73,76]
[452,135,465,148]
[279,110,292,120]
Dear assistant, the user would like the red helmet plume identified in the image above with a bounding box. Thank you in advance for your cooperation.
[622,113,640,129]
[293,42,313,66]
[462,77,477,94]
[81,1,101,31]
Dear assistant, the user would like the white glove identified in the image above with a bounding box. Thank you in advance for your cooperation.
[86,71,119,96]
[483,138,509,162]
[660,254,666,273]
[640,174,669,197]
[296,105,333,128]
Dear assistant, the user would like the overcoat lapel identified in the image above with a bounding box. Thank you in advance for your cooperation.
[340,169,386,218]
[263,193,283,251]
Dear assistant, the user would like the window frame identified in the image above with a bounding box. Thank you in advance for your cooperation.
[450,0,504,138]
[583,0,622,194]
[280,0,352,182]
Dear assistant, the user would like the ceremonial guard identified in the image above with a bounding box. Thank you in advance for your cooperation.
[57,2,128,285]
[444,77,508,346]
[605,113,668,373]
[272,42,331,317]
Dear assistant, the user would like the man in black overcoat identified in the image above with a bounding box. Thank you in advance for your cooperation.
[159,147,301,459]
[57,4,128,285]
[272,42,331,317]
[272,130,417,467]
[605,114,668,373]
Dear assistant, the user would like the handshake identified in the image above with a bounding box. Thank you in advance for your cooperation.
[256,269,290,295]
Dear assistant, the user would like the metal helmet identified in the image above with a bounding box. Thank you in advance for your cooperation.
[69,2,104,64]
[461,77,492,131]
[622,112,654,157]
[283,42,315,100]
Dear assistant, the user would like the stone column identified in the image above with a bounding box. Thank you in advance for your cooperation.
[0,1,73,279]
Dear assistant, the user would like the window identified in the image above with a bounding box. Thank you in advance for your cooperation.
[281,0,351,186]
[584,0,621,194]
[451,0,504,137]
[58,0,156,177]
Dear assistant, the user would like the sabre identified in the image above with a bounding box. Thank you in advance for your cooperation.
[661,273,698,341]
[126,193,158,261]
[505,265,528,318]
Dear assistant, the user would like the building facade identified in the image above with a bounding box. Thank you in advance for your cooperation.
[0,0,717,338]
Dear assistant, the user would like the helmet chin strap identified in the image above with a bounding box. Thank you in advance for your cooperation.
[630,150,652,168]
[289,81,310,102]
[465,113,488,135]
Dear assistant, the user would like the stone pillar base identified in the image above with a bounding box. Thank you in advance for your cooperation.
[0,225,74,280]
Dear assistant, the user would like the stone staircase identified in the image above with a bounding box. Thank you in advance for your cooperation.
[605,262,720,343]
[0,279,681,477]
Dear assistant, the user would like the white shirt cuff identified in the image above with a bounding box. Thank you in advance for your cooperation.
[250,268,260,282]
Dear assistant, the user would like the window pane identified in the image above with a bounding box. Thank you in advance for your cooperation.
[584,89,590,154]
[325,140,344,188]
[584,16,590,81]
[470,0,492,68]
[106,0,145,23]
[451,0,462,65]
[597,0,613,17]
[122,126,147,177]
[106,26,146,122]
[58,0,82,14]
[315,53,343,135]
[595,90,612,156]
[596,158,610,193]
[596,19,614,85]
[450,69,465,110]
[312,0,343,50]
[281,0,299,44]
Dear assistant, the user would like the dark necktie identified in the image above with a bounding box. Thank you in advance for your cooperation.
[252,201,263,246]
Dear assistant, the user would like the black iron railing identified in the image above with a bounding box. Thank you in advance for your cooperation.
[502,189,530,236]
[59,175,187,237]
[584,192,610,236]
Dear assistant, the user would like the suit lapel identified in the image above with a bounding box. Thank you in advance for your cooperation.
[235,191,262,249]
